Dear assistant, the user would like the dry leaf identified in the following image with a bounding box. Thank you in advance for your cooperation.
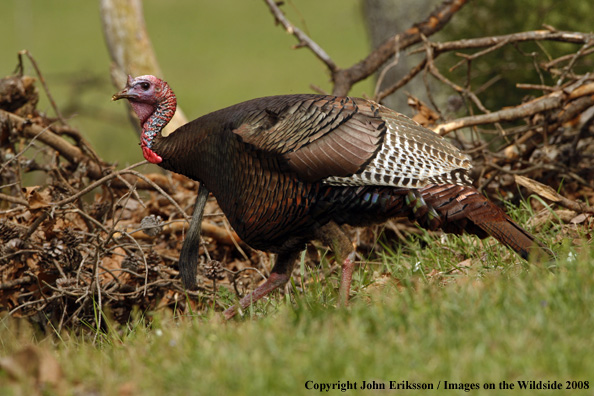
[570,213,590,224]
[407,95,440,127]
[0,345,63,387]
[22,186,51,209]
[364,273,403,297]
[447,258,473,275]
[527,209,577,229]
[118,381,137,396]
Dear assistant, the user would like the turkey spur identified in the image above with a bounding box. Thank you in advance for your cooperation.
[113,75,551,319]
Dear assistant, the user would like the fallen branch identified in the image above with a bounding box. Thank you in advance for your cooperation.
[124,220,244,247]
[432,82,594,135]
[515,175,594,215]
[0,276,33,291]
[0,192,28,207]
[0,109,104,179]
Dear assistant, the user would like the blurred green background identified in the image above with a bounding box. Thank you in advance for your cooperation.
[1,1,592,167]
[0,0,373,166]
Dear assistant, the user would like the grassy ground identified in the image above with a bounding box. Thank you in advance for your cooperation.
[1,205,593,395]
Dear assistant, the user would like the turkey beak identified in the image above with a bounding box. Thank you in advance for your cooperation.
[111,76,138,101]
[112,87,135,101]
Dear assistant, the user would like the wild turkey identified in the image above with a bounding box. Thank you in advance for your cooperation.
[113,75,551,319]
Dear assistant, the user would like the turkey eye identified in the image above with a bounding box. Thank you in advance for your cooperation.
[140,82,150,90]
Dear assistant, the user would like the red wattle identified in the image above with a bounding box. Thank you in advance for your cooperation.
[142,146,163,164]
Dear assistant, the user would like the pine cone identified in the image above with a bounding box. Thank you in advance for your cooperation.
[122,254,143,272]
[40,235,82,272]
[140,215,163,237]
[203,260,225,281]
[146,249,162,268]
[0,220,23,242]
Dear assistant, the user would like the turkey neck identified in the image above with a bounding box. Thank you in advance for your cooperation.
[139,93,177,164]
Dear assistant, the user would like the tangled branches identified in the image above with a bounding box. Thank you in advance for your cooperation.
[0,69,268,332]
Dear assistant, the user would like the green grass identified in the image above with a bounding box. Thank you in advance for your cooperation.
[1,204,593,395]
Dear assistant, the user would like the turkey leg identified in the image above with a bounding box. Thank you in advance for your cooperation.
[315,222,356,307]
[223,250,299,319]
[179,184,210,290]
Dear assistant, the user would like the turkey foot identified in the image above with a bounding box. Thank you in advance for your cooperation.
[223,272,290,320]
[224,250,298,319]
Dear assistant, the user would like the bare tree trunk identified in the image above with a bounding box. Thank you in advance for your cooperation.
[362,0,442,112]
[100,0,187,135]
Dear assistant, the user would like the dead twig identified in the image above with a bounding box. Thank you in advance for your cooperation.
[0,276,33,290]
[431,30,594,56]
[17,50,66,124]
[263,0,337,72]
[332,0,469,96]
[376,57,427,103]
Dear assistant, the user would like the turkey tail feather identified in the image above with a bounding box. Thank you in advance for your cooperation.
[466,203,540,260]
[419,184,552,261]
